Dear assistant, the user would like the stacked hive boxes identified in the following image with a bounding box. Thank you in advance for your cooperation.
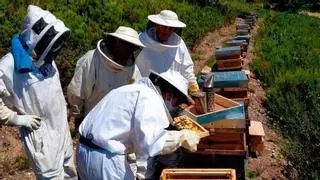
[181,12,262,180]
[162,12,264,180]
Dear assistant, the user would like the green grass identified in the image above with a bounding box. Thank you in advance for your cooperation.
[252,12,320,179]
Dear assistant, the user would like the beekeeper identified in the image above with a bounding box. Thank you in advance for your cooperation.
[76,70,200,180]
[0,5,77,179]
[136,10,199,94]
[67,26,144,124]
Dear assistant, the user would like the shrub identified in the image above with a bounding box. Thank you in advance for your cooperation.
[0,0,248,90]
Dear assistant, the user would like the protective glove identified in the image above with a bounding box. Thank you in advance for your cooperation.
[8,114,42,130]
[188,81,200,94]
[180,129,200,152]
[160,129,200,155]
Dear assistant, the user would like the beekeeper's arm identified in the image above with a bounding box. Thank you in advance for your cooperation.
[0,75,41,130]
[180,40,199,94]
[67,52,95,119]
[132,91,199,157]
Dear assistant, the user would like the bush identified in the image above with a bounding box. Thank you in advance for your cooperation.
[264,0,319,11]
[0,0,249,90]
[253,12,320,179]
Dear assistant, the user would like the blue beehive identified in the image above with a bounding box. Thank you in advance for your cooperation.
[213,71,248,88]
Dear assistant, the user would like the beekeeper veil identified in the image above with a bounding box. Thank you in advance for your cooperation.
[19,5,70,68]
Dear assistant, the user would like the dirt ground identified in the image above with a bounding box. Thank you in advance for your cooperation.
[243,21,288,180]
[0,17,287,180]
[0,126,35,179]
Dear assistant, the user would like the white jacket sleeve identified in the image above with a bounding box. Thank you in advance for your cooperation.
[0,75,16,123]
[180,40,197,84]
[67,51,95,119]
[132,91,169,157]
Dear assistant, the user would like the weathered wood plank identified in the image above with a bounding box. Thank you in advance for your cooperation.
[216,59,243,70]
[215,46,241,60]
[249,121,265,136]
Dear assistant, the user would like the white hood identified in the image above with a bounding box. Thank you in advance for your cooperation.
[20,5,70,67]
[139,27,181,53]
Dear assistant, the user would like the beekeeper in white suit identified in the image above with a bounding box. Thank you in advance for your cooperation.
[67,26,144,126]
[136,10,199,94]
[0,5,77,179]
[76,70,200,180]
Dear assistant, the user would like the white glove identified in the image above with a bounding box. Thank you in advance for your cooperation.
[180,129,200,152]
[160,129,200,155]
[8,114,42,130]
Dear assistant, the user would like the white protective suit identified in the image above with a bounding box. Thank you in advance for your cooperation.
[136,27,197,88]
[67,40,141,118]
[0,5,77,179]
[77,77,199,180]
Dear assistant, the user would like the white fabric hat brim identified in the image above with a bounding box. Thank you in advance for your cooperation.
[150,70,194,104]
[148,15,186,28]
[105,32,145,48]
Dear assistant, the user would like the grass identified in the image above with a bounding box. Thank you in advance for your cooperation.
[252,11,320,179]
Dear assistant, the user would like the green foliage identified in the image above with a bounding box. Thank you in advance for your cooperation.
[253,12,320,179]
[0,0,250,90]
[264,0,319,11]
[220,0,264,14]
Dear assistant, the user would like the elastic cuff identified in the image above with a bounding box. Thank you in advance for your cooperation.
[5,111,18,124]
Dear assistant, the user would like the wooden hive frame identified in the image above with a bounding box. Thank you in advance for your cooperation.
[180,94,246,130]
[161,168,236,180]
[173,115,210,138]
